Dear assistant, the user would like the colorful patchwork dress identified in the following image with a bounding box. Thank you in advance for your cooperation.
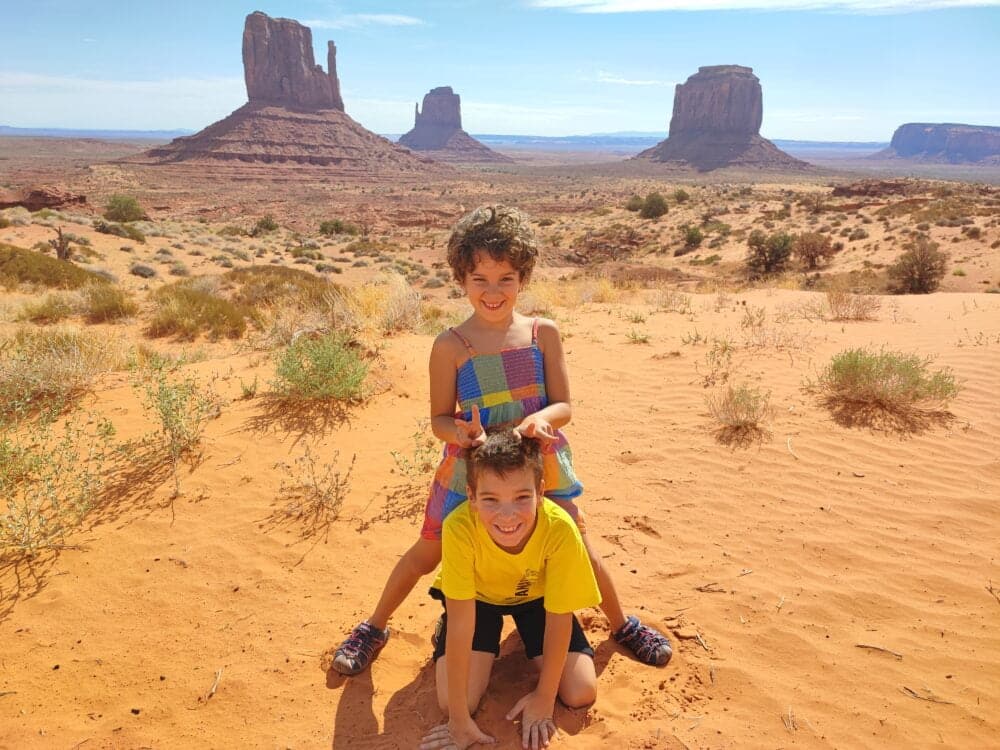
[420,318,583,540]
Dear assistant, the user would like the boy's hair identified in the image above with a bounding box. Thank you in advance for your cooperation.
[447,205,539,284]
[467,430,543,495]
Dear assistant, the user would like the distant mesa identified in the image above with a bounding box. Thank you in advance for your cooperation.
[875,123,1000,165]
[140,11,434,175]
[398,87,513,163]
[635,65,808,172]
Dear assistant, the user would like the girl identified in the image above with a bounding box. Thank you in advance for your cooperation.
[333,206,671,676]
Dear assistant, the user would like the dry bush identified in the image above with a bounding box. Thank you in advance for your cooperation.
[329,272,422,337]
[82,283,138,323]
[225,265,337,308]
[648,289,693,314]
[0,243,108,290]
[812,348,958,411]
[0,327,131,419]
[275,445,356,535]
[826,288,882,321]
[147,277,250,340]
[706,383,772,446]
[16,291,80,324]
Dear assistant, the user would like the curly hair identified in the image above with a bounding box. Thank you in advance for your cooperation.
[446,205,539,284]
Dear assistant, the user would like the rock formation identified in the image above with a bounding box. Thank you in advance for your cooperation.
[875,123,1000,164]
[635,65,807,171]
[0,186,86,212]
[141,12,434,175]
[398,87,512,163]
[243,11,343,111]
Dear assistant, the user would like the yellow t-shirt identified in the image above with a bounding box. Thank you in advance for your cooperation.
[436,498,601,614]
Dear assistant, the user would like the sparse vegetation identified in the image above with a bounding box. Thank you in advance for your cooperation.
[795,232,837,270]
[888,238,948,294]
[82,283,139,323]
[639,192,668,219]
[706,383,771,444]
[0,243,106,289]
[93,219,146,244]
[271,333,368,402]
[826,287,882,321]
[104,194,144,223]
[252,214,279,236]
[147,278,249,340]
[319,219,359,236]
[277,445,356,529]
[624,194,644,212]
[746,230,794,278]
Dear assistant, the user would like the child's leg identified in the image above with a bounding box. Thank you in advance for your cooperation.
[530,652,597,709]
[435,651,495,715]
[368,536,441,630]
[581,535,626,631]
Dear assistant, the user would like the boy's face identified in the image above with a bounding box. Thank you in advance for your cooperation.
[462,253,521,322]
[469,465,542,553]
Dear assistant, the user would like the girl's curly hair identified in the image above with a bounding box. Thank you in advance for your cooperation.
[446,205,539,284]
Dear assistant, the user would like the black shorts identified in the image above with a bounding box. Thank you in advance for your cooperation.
[429,588,593,661]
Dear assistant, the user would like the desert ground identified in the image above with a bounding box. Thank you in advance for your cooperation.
[1,138,999,749]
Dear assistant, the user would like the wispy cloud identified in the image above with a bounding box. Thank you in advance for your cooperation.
[305,14,425,29]
[531,0,999,13]
[597,70,671,86]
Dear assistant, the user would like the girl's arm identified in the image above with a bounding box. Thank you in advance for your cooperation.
[429,333,484,447]
[506,611,572,748]
[517,319,572,439]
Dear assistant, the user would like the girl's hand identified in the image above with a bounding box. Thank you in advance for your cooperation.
[419,718,495,749]
[454,404,486,449]
[506,691,558,749]
[515,415,558,444]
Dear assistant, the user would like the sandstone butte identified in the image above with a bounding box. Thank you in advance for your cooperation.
[397,87,513,164]
[636,65,807,172]
[876,123,1000,165]
[138,12,438,176]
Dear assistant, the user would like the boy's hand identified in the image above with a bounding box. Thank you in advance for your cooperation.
[419,717,495,749]
[506,691,558,749]
[454,404,486,449]
[515,415,558,444]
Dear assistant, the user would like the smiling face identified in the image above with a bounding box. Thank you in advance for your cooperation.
[469,464,542,554]
[462,252,521,323]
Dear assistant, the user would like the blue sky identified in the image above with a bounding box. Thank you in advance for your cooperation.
[2,1,998,139]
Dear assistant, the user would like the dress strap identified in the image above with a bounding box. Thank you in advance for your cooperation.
[449,327,477,355]
[531,317,540,345]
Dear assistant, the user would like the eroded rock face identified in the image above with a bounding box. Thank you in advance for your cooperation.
[636,65,806,171]
[242,11,343,111]
[398,87,512,163]
[878,123,1000,164]
[0,186,86,212]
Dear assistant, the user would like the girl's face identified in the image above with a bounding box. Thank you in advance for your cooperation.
[462,253,521,323]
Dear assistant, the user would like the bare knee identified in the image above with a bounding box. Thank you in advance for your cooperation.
[559,681,596,709]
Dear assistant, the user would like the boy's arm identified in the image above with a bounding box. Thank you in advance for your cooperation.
[506,611,572,749]
[444,597,486,742]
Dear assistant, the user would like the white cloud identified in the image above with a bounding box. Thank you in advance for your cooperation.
[531,0,999,13]
[305,14,425,29]
[597,70,672,86]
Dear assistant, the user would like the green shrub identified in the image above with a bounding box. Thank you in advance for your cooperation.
[147,279,249,340]
[682,225,704,250]
[813,348,958,411]
[0,243,107,289]
[0,216,10,229]
[673,188,690,203]
[104,194,144,223]
[319,219,359,237]
[252,215,279,236]
[624,194,644,212]
[82,283,138,323]
[16,293,77,324]
[707,383,771,430]
[888,238,948,294]
[795,232,837,270]
[93,219,146,244]
[746,230,793,278]
[290,245,323,260]
[272,333,367,401]
[640,192,668,219]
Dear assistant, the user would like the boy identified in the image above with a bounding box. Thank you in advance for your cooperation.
[419,430,600,750]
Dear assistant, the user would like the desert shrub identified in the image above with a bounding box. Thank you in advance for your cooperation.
[640,192,668,219]
[848,228,869,242]
[331,272,421,336]
[319,219,359,237]
[0,243,107,289]
[1,413,116,556]
[624,194,644,212]
[826,288,882,321]
[682,225,704,250]
[813,348,958,411]
[0,216,10,229]
[169,262,190,277]
[104,194,144,223]
[130,263,157,279]
[252,214,279,236]
[290,245,323,260]
[147,278,249,340]
[272,333,368,401]
[673,188,690,203]
[888,238,948,294]
[0,327,129,418]
[93,219,146,244]
[16,292,78,324]
[707,383,771,429]
[746,230,793,278]
[82,283,138,323]
[277,445,356,527]
[795,232,837,270]
[217,225,247,237]
[226,265,336,308]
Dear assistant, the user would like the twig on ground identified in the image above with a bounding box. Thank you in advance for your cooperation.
[695,582,726,593]
[782,706,797,732]
[776,596,786,612]
[215,454,242,468]
[786,437,799,460]
[205,668,223,701]
[856,643,903,660]
[987,581,1000,606]
[0,691,17,698]
[738,568,753,577]
[901,686,952,704]
[695,632,711,651]
[673,735,692,750]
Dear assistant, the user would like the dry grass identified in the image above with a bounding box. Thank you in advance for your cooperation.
[826,288,882,321]
[0,243,108,290]
[147,277,250,341]
[330,272,422,338]
[706,383,772,446]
